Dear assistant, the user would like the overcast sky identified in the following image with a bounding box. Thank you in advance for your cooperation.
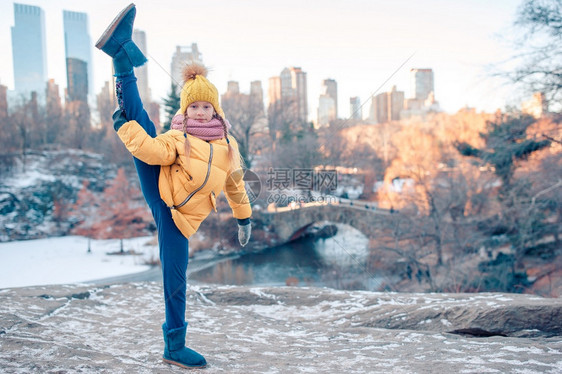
[0,0,524,120]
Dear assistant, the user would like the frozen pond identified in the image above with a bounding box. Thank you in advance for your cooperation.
[189,224,386,290]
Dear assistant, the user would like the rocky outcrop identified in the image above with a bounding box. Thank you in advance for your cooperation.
[199,286,562,338]
[0,283,560,373]
[0,150,117,241]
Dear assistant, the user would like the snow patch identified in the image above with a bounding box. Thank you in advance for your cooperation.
[249,288,279,300]
[0,236,157,288]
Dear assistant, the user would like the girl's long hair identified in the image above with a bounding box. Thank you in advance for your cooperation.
[182,111,240,173]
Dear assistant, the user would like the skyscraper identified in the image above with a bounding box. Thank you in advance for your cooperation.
[250,80,265,114]
[290,67,308,123]
[46,79,62,118]
[250,81,263,101]
[371,92,387,124]
[317,79,338,127]
[250,81,264,104]
[11,3,48,98]
[63,10,93,97]
[402,68,439,119]
[226,81,240,95]
[317,95,336,127]
[350,97,362,120]
[410,68,434,101]
[389,86,405,121]
[322,79,338,118]
[268,67,308,130]
[250,80,266,132]
[66,58,88,102]
[133,29,151,103]
[268,76,281,105]
[275,67,308,123]
[221,80,266,134]
[171,44,203,94]
[371,85,404,124]
[279,68,293,99]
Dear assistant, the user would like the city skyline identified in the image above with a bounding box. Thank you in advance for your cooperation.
[0,0,522,120]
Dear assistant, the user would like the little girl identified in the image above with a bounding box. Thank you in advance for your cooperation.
[96,3,252,369]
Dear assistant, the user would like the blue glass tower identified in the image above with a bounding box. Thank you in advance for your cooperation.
[63,10,93,98]
[11,3,48,98]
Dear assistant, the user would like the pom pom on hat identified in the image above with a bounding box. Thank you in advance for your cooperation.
[179,62,225,119]
[183,63,208,82]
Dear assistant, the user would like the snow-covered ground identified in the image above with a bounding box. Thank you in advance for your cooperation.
[2,283,561,373]
[0,236,158,289]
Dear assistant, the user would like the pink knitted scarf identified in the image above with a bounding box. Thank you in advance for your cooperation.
[171,114,231,141]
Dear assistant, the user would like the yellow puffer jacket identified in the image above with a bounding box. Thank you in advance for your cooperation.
[116,120,252,238]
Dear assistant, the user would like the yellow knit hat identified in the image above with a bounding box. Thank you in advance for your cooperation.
[179,63,225,119]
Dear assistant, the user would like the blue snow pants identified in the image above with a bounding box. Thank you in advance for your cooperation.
[118,72,187,329]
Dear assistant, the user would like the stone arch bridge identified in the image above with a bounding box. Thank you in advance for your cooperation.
[252,201,392,245]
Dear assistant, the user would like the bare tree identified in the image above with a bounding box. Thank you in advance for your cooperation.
[264,131,322,170]
[8,96,34,170]
[221,91,266,167]
[455,113,558,291]
[267,97,304,144]
[317,127,347,168]
[64,101,91,150]
[510,0,562,106]
[46,87,65,146]
[71,169,151,240]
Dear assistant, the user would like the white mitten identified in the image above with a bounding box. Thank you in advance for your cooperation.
[237,221,251,247]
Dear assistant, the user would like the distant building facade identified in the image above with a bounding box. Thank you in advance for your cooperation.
[522,92,547,118]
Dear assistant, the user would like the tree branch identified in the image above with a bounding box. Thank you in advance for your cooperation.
[542,133,562,144]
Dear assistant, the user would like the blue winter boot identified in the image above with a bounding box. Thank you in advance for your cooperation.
[162,323,207,369]
[94,3,147,76]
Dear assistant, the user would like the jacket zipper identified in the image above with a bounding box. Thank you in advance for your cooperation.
[173,143,214,210]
